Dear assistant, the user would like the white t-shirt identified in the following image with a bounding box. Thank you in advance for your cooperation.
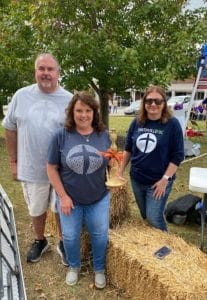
[2,84,73,183]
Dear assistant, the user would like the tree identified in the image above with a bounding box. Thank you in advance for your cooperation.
[28,0,207,125]
[0,1,39,117]
[1,1,207,125]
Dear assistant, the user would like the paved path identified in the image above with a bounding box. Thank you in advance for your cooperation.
[110,107,126,116]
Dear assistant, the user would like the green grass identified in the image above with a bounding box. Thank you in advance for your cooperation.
[109,115,133,135]
[1,118,207,299]
[0,122,4,138]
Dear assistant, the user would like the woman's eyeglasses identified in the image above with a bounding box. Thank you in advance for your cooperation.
[144,98,164,105]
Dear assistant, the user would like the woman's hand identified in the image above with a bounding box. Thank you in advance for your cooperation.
[59,194,74,215]
[152,178,168,200]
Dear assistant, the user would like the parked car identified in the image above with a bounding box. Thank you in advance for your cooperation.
[124,100,141,115]
[120,98,130,106]
[167,95,191,111]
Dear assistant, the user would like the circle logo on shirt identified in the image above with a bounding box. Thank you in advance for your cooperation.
[27,101,61,162]
[136,133,157,153]
[66,144,103,174]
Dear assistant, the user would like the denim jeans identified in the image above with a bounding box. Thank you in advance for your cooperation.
[131,178,174,231]
[57,192,110,272]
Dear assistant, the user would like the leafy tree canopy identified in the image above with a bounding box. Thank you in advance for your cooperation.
[1,0,207,124]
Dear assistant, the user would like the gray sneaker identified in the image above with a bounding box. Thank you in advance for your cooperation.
[66,268,80,286]
[95,270,106,289]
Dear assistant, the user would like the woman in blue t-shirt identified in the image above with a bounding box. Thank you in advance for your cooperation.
[119,86,184,231]
[47,92,111,289]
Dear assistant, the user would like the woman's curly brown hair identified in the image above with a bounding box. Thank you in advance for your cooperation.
[137,85,172,125]
[64,91,105,133]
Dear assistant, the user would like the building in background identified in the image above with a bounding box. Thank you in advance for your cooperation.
[168,78,207,100]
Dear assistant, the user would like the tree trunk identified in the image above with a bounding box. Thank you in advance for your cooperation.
[0,105,3,119]
[99,89,109,128]
[90,81,110,128]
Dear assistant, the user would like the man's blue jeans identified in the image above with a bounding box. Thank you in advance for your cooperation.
[131,178,174,231]
[57,192,110,272]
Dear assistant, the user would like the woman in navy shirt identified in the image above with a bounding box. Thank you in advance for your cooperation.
[47,92,110,288]
[119,86,184,231]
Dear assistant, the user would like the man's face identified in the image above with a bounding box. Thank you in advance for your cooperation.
[35,56,60,93]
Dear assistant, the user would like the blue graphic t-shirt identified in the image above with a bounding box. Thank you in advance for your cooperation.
[125,117,184,185]
[47,128,111,205]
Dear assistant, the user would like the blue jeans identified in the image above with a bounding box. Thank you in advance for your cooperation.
[131,178,174,231]
[57,192,110,272]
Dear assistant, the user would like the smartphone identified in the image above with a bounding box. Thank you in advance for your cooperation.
[154,246,172,259]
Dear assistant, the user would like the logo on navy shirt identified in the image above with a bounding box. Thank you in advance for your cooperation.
[136,133,157,153]
[66,144,103,174]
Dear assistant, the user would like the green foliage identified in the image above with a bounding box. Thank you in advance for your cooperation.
[0,2,39,101]
[1,0,207,125]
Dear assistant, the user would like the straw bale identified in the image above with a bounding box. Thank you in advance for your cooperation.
[107,221,207,300]
[80,228,91,260]
[110,186,130,228]
[46,209,57,236]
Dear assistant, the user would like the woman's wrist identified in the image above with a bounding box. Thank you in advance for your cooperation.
[162,174,172,181]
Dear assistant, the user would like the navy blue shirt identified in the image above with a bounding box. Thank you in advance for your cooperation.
[125,117,184,185]
[47,128,111,205]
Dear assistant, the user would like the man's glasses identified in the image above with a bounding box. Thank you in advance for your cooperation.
[144,98,164,105]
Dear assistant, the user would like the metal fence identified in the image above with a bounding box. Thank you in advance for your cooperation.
[0,185,27,300]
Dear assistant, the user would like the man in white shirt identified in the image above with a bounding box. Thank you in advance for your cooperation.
[2,53,73,264]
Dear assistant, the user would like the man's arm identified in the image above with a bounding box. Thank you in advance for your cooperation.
[5,129,17,179]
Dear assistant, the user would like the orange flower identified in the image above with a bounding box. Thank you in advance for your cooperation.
[99,148,123,164]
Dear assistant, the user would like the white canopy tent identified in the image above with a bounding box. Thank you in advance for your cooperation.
[172,44,207,157]
[184,50,207,131]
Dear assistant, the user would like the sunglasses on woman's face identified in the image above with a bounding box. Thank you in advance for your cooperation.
[144,98,164,105]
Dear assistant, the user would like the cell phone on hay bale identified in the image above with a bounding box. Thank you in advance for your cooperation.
[154,246,172,259]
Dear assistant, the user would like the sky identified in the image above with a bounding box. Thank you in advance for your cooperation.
[187,0,207,9]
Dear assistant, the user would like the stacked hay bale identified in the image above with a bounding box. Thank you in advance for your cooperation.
[110,185,130,228]
[46,208,57,237]
[107,221,207,299]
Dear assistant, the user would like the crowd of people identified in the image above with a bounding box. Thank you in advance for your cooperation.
[108,98,118,114]
[2,53,185,290]
[190,101,207,121]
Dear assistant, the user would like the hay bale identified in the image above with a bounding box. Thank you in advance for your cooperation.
[110,186,130,228]
[46,209,57,237]
[80,228,91,261]
[107,221,207,299]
